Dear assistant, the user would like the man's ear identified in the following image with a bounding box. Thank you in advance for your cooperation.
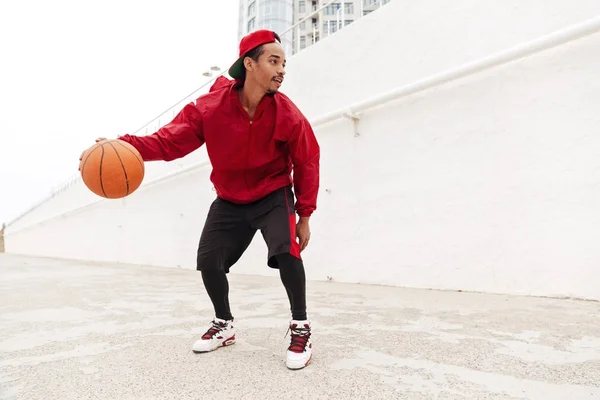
[243,57,254,73]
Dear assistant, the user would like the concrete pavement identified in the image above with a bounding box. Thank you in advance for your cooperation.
[1,253,599,399]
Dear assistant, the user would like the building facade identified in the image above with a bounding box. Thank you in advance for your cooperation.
[237,0,393,56]
[238,0,295,55]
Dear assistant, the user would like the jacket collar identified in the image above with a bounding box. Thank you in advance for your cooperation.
[229,82,275,119]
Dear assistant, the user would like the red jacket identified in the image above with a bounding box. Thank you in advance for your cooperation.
[118,76,320,217]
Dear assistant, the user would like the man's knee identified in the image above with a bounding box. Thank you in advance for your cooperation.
[197,251,229,273]
[270,252,303,269]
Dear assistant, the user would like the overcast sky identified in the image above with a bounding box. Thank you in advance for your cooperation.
[0,0,239,224]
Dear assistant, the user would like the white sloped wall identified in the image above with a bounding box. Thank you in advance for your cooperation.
[6,0,600,300]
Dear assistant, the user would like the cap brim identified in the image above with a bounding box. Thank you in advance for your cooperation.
[228,57,245,79]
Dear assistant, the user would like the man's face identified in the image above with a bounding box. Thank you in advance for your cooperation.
[246,42,286,94]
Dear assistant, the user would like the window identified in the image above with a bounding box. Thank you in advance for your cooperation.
[247,1,256,16]
[324,20,338,34]
[247,17,255,31]
[324,3,341,15]
[299,1,306,13]
[323,18,354,35]
[300,21,306,30]
[324,2,353,15]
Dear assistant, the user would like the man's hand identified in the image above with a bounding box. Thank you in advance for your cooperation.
[79,137,109,169]
[296,216,311,252]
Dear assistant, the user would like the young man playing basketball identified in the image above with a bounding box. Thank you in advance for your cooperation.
[113,30,319,370]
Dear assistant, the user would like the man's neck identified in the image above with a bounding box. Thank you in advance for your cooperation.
[238,80,266,119]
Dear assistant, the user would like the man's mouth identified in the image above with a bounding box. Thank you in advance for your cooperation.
[273,76,283,84]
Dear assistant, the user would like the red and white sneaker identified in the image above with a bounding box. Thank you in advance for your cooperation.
[286,320,313,370]
[192,318,236,353]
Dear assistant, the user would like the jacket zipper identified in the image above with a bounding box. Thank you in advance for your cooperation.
[243,119,253,200]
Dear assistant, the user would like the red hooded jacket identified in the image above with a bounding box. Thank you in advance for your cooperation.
[118,76,320,217]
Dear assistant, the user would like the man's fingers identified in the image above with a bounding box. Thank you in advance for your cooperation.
[299,236,309,252]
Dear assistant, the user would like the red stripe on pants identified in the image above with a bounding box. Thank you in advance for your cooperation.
[285,187,301,259]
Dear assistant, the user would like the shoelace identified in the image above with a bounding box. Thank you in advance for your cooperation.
[202,320,225,340]
[285,325,311,353]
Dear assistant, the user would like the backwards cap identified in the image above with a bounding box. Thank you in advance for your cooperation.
[228,30,279,79]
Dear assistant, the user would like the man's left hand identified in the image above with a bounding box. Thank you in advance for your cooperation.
[296,217,311,252]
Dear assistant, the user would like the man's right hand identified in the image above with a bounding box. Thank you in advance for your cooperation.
[78,137,109,169]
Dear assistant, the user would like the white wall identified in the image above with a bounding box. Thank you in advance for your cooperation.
[9,0,600,230]
[6,141,209,232]
[282,0,600,120]
[6,0,600,301]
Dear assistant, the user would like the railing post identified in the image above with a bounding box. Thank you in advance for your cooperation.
[343,111,361,137]
[0,223,5,253]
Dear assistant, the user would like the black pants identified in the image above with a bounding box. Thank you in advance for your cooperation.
[197,185,307,321]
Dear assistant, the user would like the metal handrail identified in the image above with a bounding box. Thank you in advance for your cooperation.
[312,14,600,127]
[4,0,371,228]
[112,13,600,195]
[6,13,599,231]
[131,0,352,137]
[3,1,364,228]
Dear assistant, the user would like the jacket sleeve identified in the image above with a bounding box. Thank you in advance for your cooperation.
[288,117,320,217]
[118,102,204,162]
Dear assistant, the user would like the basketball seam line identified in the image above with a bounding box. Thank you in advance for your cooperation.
[107,141,130,196]
[80,143,101,177]
[114,140,144,170]
[99,145,108,198]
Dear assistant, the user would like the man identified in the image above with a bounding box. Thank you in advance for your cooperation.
[108,30,319,370]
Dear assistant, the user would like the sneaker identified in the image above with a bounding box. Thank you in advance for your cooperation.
[285,320,313,370]
[192,318,236,353]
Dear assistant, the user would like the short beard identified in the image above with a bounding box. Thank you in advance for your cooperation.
[266,88,278,96]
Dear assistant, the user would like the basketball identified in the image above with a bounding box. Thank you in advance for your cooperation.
[79,139,145,199]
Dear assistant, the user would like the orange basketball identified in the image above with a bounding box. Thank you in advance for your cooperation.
[79,139,145,199]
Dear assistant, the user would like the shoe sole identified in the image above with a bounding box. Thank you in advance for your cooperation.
[192,336,236,353]
[286,353,313,370]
